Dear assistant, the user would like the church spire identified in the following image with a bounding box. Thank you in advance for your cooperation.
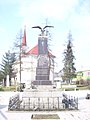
[22,26,27,47]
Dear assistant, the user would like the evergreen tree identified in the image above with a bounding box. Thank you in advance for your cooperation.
[0,70,4,82]
[0,50,16,86]
[45,24,55,72]
[62,32,76,83]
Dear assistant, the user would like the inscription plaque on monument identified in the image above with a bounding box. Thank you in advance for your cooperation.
[34,36,51,85]
[38,55,48,67]
[36,68,49,75]
[38,36,48,55]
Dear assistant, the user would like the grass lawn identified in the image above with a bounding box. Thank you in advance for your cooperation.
[0,86,16,91]
[76,85,90,90]
[60,84,90,91]
[0,84,90,91]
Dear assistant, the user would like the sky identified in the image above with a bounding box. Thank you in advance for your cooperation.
[0,0,90,72]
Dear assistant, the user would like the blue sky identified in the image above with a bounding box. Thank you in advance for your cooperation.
[0,0,90,72]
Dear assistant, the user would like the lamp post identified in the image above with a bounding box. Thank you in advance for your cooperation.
[19,43,21,91]
[18,28,27,91]
[19,30,22,92]
[19,30,22,91]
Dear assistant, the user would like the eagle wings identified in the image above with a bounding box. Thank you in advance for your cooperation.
[32,26,54,33]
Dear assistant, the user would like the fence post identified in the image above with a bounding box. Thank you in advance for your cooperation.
[57,97,59,109]
[29,98,30,110]
[38,98,40,110]
[48,97,49,110]
[53,97,54,109]
[76,97,78,109]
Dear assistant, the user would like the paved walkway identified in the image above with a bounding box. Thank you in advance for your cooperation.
[0,110,90,120]
[0,91,90,120]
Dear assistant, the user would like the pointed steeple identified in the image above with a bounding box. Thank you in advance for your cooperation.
[22,26,27,47]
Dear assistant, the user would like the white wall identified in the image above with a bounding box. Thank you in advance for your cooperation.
[13,55,54,86]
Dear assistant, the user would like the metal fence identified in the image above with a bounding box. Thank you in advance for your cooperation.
[8,94,20,110]
[8,93,78,111]
[20,95,78,111]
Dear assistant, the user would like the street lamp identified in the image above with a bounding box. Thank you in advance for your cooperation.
[19,30,22,92]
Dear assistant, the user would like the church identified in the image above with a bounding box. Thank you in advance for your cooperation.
[13,27,55,88]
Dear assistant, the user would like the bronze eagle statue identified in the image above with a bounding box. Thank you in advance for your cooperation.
[32,25,54,35]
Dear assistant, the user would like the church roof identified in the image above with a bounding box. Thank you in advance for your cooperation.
[26,44,55,57]
[21,26,55,58]
[27,45,38,55]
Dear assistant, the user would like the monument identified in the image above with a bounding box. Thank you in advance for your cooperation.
[8,26,78,112]
[32,26,54,85]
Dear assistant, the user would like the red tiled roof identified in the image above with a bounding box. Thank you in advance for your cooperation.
[27,45,38,55]
[26,44,55,57]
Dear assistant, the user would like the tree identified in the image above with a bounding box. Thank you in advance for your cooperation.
[62,32,76,83]
[45,24,55,83]
[12,29,27,91]
[0,50,16,86]
[0,70,4,82]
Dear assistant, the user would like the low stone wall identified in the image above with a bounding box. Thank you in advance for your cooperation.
[22,90,62,98]
[20,91,78,111]
[7,91,78,111]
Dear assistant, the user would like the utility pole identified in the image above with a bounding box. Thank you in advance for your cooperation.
[14,28,26,91]
[19,30,22,91]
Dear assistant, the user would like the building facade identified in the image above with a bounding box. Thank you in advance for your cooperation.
[77,70,90,81]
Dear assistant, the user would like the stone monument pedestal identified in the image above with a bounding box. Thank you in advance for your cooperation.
[32,80,52,85]
[33,67,52,85]
[31,29,53,86]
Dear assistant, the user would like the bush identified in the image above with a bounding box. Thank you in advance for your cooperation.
[65,88,75,91]
[77,85,85,87]
[0,87,4,91]
[79,79,85,84]
[3,86,16,91]
[76,79,90,86]
[87,80,90,85]
[76,80,79,84]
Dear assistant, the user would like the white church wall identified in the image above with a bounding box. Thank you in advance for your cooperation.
[14,55,37,85]
[14,54,54,86]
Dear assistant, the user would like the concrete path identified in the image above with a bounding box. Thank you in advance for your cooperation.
[0,90,90,120]
[1,110,90,120]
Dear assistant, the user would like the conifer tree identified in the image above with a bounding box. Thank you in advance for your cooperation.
[62,32,76,83]
[0,50,16,86]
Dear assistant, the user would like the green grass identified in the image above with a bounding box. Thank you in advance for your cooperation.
[0,87,4,91]
[77,85,90,90]
[0,86,16,91]
[60,84,90,91]
[0,84,90,91]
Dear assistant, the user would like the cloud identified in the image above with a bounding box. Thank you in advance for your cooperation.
[1,0,89,71]
[0,0,20,6]
[18,0,79,25]
[0,26,6,32]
